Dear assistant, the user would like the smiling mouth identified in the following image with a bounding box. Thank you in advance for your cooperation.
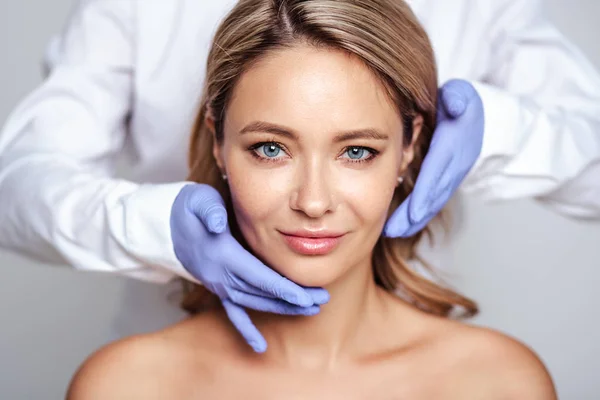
[278,231,345,255]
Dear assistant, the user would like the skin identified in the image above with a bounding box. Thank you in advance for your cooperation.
[67,45,556,399]
[213,43,416,291]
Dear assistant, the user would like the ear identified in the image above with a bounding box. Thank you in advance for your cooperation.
[398,114,423,174]
[206,111,225,173]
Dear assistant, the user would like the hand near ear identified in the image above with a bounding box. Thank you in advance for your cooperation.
[384,79,484,237]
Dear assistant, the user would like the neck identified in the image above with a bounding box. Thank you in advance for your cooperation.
[250,257,389,369]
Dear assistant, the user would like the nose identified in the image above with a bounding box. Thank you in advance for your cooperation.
[290,159,336,218]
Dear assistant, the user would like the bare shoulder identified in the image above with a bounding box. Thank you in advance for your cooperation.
[66,333,177,399]
[439,321,557,399]
[67,310,235,400]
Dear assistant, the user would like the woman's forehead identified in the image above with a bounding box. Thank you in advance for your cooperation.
[226,45,403,137]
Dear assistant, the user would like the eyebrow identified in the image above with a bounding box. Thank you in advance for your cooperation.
[239,121,389,142]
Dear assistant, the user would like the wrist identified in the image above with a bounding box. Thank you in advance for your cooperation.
[124,181,202,284]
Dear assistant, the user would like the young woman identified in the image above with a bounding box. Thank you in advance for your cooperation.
[67,0,556,398]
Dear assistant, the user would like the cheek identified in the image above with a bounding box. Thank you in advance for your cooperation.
[339,162,398,230]
[224,150,290,240]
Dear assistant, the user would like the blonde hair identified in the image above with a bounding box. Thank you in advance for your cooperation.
[184,0,477,317]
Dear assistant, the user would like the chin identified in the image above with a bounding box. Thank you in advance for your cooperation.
[264,254,345,288]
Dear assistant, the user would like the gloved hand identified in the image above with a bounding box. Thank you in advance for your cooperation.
[384,79,484,237]
[170,184,329,353]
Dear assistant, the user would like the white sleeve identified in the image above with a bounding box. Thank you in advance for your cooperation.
[0,0,197,283]
[462,0,600,219]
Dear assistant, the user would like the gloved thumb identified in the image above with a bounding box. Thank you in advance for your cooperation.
[187,184,229,234]
[440,79,472,118]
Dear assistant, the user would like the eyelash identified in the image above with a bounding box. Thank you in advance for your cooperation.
[248,141,380,164]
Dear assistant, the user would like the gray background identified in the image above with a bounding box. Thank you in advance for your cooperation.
[1,0,599,399]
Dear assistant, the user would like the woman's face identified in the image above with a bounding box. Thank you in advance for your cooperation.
[213,44,421,287]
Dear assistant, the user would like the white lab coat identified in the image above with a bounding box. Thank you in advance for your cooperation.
[1,0,600,334]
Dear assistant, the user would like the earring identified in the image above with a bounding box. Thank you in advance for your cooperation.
[222,174,227,181]
[397,176,404,184]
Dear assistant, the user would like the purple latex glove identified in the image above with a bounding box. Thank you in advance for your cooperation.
[384,79,484,237]
[170,184,329,353]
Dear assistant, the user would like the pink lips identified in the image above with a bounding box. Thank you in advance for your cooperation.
[279,230,345,255]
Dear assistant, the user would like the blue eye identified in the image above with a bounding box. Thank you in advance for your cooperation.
[253,142,283,159]
[345,146,371,160]
[261,143,281,157]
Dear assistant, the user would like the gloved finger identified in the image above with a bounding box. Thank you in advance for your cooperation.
[430,163,461,209]
[385,142,452,238]
[231,272,330,305]
[440,79,476,118]
[402,215,431,237]
[385,193,433,238]
[224,239,315,307]
[429,174,461,217]
[226,272,279,298]
[383,194,412,238]
[229,289,321,316]
[221,299,267,353]
[384,146,448,238]
[188,184,229,234]
[231,272,330,306]
[408,145,453,223]
[303,287,330,305]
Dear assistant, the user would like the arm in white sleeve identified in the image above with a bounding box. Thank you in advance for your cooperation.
[462,0,600,219]
[0,0,196,283]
